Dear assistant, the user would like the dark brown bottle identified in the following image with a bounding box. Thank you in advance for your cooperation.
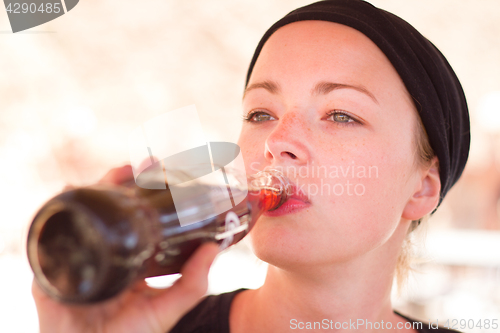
[27,163,290,303]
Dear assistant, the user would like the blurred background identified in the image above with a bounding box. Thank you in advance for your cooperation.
[0,0,499,332]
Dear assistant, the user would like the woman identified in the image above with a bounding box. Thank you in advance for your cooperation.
[33,1,470,332]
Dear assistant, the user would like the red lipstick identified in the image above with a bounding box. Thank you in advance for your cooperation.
[262,183,311,217]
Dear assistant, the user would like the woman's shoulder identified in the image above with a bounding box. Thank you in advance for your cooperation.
[169,288,248,333]
[395,311,463,333]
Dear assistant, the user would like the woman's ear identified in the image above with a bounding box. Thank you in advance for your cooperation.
[402,156,441,221]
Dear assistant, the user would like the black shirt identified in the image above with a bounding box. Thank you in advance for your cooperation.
[170,289,461,332]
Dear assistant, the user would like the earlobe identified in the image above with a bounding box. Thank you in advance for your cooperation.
[402,157,441,221]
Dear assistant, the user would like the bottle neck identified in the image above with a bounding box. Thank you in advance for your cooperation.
[247,169,291,212]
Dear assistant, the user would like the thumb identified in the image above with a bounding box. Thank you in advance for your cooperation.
[147,242,220,328]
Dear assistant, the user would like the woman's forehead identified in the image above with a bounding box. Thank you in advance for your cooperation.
[254,21,391,75]
[249,20,409,105]
[266,20,373,48]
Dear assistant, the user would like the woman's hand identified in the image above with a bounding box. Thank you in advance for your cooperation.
[32,165,220,333]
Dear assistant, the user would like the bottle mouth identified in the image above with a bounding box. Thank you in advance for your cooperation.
[28,201,108,302]
[247,169,292,211]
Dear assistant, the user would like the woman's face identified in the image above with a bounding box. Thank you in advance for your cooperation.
[238,21,425,268]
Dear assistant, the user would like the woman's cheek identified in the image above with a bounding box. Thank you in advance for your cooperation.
[238,133,266,172]
[321,161,404,244]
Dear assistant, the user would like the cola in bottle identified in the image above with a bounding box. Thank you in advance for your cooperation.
[27,162,290,303]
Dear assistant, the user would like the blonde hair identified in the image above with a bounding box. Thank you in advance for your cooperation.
[394,110,436,291]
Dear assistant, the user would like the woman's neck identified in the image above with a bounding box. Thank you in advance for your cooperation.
[263,258,395,321]
[230,224,416,332]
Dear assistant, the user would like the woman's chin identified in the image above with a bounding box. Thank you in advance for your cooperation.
[248,230,330,270]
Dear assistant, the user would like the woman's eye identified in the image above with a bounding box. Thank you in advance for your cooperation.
[326,111,357,124]
[243,111,276,122]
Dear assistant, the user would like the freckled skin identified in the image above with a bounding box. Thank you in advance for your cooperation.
[238,21,424,269]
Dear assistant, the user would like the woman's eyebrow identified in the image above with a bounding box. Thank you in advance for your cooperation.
[243,80,281,99]
[312,81,379,104]
[243,80,378,105]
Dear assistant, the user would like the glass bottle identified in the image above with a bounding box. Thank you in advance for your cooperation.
[27,164,290,303]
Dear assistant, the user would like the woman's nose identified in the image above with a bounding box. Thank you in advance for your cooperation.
[264,112,311,166]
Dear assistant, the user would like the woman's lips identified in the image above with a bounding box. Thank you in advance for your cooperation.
[263,184,311,217]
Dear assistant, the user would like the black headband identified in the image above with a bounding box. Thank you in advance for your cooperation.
[245,0,470,206]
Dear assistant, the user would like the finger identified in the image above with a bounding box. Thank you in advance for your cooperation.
[32,279,68,333]
[149,242,219,324]
[31,279,46,302]
[112,157,159,186]
[62,184,76,192]
[99,165,134,185]
[137,156,159,174]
